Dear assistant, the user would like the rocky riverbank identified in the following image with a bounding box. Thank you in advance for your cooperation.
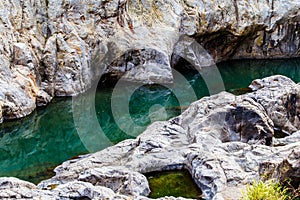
[0,0,299,122]
[0,75,299,199]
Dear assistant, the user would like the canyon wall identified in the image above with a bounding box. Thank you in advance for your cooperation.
[0,0,299,122]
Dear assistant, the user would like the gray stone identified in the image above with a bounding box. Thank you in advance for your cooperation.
[180,91,274,145]
[53,181,118,200]
[0,177,55,200]
[0,0,299,122]
[36,90,52,107]
[274,131,300,146]
[78,166,150,196]
[0,100,3,123]
[246,75,300,134]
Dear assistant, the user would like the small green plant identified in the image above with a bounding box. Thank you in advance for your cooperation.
[241,180,290,200]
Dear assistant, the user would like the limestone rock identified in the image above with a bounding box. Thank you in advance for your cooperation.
[181,0,300,61]
[246,75,300,134]
[0,0,299,122]
[53,181,121,200]
[180,91,274,145]
[0,177,54,199]
[274,131,300,146]
[78,166,150,196]
[0,177,139,200]
[36,90,52,107]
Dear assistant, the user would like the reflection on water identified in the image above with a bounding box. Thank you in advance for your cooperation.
[217,59,300,94]
[0,98,87,184]
[0,58,299,184]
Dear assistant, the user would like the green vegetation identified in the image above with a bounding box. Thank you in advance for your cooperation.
[241,179,300,200]
[146,170,203,199]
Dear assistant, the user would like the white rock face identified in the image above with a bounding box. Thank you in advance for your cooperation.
[0,0,299,121]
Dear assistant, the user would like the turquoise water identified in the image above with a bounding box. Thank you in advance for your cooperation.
[0,59,300,184]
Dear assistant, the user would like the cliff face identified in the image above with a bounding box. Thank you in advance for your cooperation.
[0,0,299,122]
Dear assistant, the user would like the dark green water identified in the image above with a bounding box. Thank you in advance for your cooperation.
[0,59,300,184]
[146,170,203,199]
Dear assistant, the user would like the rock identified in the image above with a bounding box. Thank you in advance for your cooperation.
[180,91,274,145]
[0,177,54,199]
[258,143,300,183]
[0,100,3,123]
[0,177,36,190]
[274,131,300,146]
[181,0,300,61]
[0,0,299,122]
[53,181,123,200]
[0,177,141,200]
[246,75,300,134]
[78,166,150,196]
[36,90,52,107]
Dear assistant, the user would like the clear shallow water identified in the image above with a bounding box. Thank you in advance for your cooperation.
[0,58,300,184]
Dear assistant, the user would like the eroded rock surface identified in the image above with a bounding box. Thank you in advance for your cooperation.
[247,75,300,134]
[0,0,299,121]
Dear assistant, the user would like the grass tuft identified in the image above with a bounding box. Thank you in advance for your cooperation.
[241,180,290,200]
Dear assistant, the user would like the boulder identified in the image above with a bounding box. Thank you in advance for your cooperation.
[246,75,300,134]
[0,177,54,199]
[180,91,274,145]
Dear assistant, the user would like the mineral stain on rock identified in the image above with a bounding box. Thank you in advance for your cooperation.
[146,170,203,199]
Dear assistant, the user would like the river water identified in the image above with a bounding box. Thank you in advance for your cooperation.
[0,59,299,184]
